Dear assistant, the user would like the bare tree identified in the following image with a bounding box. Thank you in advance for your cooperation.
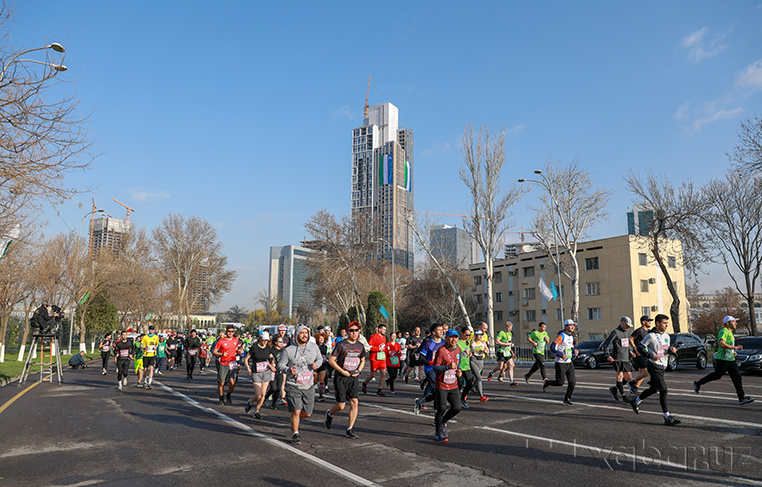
[398,259,476,327]
[0,232,31,360]
[692,287,749,338]
[702,171,762,335]
[728,115,762,175]
[460,125,523,341]
[526,159,611,327]
[625,170,708,332]
[153,214,236,330]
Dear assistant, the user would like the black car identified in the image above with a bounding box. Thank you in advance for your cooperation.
[666,333,708,371]
[723,336,762,372]
[572,340,613,369]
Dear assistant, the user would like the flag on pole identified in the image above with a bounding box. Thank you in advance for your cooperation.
[539,279,554,301]
[79,292,91,305]
[550,281,559,301]
[0,224,20,261]
[379,305,390,319]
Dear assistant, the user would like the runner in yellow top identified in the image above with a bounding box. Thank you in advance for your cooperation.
[140,325,160,390]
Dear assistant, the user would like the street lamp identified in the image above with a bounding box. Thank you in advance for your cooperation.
[0,43,67,84]
[376,237,397,333]
[518,170,565,326]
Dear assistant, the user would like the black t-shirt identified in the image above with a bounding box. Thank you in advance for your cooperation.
[330,340,366,373]
[248,343,274,365]
[113,340,133,359]
[631,326,649,352]
[166,338,178,351]
[407,335,423,349]
[185,336,201,350]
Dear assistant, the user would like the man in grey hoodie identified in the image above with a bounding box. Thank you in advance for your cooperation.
[278,324,323,445]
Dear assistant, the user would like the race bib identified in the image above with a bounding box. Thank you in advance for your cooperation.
[390,356,399,366]
[229,361,238,370]
[255,361,269,373]
[565,347,572,357]
[657,343,668,358]
[443,369,457,385]
[270,371,275,381]
[376,351,386,361]
[102,345,110,351]
[169,345,176,349]
[119,349,129,358]
[296,370,312,386]
[188,349,197,356]
[620,338,629,348]
[147,346,156,353]
[344,356,359,371]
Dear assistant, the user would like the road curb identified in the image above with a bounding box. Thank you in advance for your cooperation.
[0,374,21,388]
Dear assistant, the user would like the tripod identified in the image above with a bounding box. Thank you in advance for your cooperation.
[19,333,63,386]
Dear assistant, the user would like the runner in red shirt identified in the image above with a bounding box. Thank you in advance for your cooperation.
[212,326,242,405]
[361,324,387,396]
[385,336,402,393]
[432,329,463,442]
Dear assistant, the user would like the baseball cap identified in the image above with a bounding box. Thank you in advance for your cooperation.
[564,319,575,326]
[278,324,287,331]
[620,317,633,327]
[445,329,459,337]
[474,329,484,335]
[723,315,739,324]
[260,331,271,341]
[640,315,653,322]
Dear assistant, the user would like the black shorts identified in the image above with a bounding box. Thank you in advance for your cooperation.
[631,356,648,369]
[142,356,156,368]
[613,360,633,372]
[497,352,513,362]
[333,374,360,403]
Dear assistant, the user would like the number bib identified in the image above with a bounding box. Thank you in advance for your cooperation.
[102,345,110,351]
[344,356,359,372]
[188,349,197,356]
[443,369,457,385]
[228,361,238,370]
[657,344,668,358]
[296,370,312,386]
[119,349,129,358]
[390,356,399,366]
[255,361,269,373]
[620,338,629,348]
[375,351,386,361]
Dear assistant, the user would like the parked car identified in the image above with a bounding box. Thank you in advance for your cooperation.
[666,333,708,371]
[718,336,762,372]
[572,340,613,369]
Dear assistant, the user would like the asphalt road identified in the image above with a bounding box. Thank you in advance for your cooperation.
[1,360,761,487]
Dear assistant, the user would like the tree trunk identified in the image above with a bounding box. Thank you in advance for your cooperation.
[484,260,495,348]
[652,237,681,332]
[744,274,757,336]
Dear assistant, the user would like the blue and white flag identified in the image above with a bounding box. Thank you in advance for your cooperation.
[539,279,554,301]
[550,281,559,301]
[379,305,390,319]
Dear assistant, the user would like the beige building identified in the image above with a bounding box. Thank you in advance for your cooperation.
[469,235,687,344]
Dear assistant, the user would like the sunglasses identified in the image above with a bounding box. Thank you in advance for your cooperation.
[347,329,360,332]
[226,330,235,333]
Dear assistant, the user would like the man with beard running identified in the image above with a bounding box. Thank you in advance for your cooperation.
[601,317,635,403]
[278,324,323,445]
[213,326,243,405]
[694,316,754,405]
[184,329,202,380]
[627,316,653,396]
[543,319,579,405]
[325,322,366,439]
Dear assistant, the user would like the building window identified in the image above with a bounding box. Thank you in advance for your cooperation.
[585,282,600,295]
[640,279,649,292]
[587,307,602,320]
[585,257,599,270]
[668,256,676,268]
[523,266,535,278]
[641,307,650,318]
[524,288,536,300]
[638,253,647,266]
[495,292,503,303]
[588,333,604,340]
[474,276,482,286]
[495,311,503,322]
[556,309,563,321]
[494,271,502,283]
[525,310,536,322]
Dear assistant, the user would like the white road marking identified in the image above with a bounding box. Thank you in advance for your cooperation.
[156,381,379,487]
[363,402,458,423]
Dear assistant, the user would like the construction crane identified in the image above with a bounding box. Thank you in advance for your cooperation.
[363,75,371,119]
[112,198,135,221]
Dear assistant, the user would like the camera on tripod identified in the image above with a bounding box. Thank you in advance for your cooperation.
[31,302,62,335]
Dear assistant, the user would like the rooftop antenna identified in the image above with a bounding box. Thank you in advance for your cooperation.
[363,75,371,118]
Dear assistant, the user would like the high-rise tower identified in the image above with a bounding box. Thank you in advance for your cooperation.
[351,102,414,270]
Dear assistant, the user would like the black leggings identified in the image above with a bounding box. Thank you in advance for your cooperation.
[696,359,746,400]
[117,359,130,381]
[434,387,462,434]
[638,363,669,413]
[459,369,475,398]
[101,351,110,371]
[526,353,547,380]
[386,366,399,391]
[547,362,576,401]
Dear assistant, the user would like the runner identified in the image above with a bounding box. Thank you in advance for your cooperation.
[325,321,366,439]
[99,333,112,375]
[694,316,755,405]
[413,323,445,414]
[404,326,424,383]
[184,329,202,380]
[524,322,550,383]
[432,329,463,442]
[362,323,387,396]
[543,319,579,405]
[488,321,518,386]
[198,337,208,372]
[457,326,475,408]
[264,334,286,409]
[155,336,166,376]
[134,334,145,387]
[627,316,653,395]
[166,333,178,370]
[385,332,402,393]
[315,332,329,402]
[469,327,490,403]
[630,314,681,425]
[113,331,133,390]
[140,325,160,390]
[244,331,276,419]
[276,324,292,348]
[212,325,243,405]
[601,316,635,403]
[278,324,322,445]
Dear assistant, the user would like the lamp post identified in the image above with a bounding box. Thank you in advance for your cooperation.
[0,43,67,85]
[518,170,565,326]
[376,238,396,333]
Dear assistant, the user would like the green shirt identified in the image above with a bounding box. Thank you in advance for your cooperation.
[716,327,736,361]
[134,341,143,360]
[496,330,513,357]
[157,342,167,358]
[528,330,549,354]
[457,340,471,370]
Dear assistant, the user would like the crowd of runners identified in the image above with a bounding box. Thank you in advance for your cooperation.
[96,313,755,444]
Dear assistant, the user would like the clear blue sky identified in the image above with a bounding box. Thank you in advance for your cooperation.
[12,2,762,309]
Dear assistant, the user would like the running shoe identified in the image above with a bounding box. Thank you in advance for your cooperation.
[117,384,122,391]
[498,377,505,383]
[461,400,469,409]
[346,429,359,439]
[362,383,367,394]
[144,384,152,390]
[740,396,755,405]
[621,395,631,404]
[225,394,232,405]
[414,398,422,415]
[269,401,277,410]
[102,369,107,375]
[608,387,620,402]
[509,381,518,388]
[219,396,225,405]
[630,399,640,414]
[441,425,448,438]
[480,396,489,403]
[276,398,287,405]
[664,415,681,426]
[627,381,639,396]
[404,375,409,384]
[693,381,700,394]
[562,399,573,406]
[542,378,550,393]
[325,410,333,429]
[317,396,325,402]
[292,433,302,445]
[245,400,253,414]
[434,433,448,442]
[524,374,530,384]
[487,372,493,382]
[122,378,127,386]
[253,411,263,420]
[157,371,162,376]
[376,390,385,397]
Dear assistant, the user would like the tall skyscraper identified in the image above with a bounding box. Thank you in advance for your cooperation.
[351,102,414,270]
[268,245,317,319]
[89,216,132,255]
[430,224,478,269]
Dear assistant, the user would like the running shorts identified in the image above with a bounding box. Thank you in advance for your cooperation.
[285,384,315,415]
[142,356,156,368]
[613,360,633,372]
[333,374,360,403]
[134,358,143,372]
[370,359,387,372]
